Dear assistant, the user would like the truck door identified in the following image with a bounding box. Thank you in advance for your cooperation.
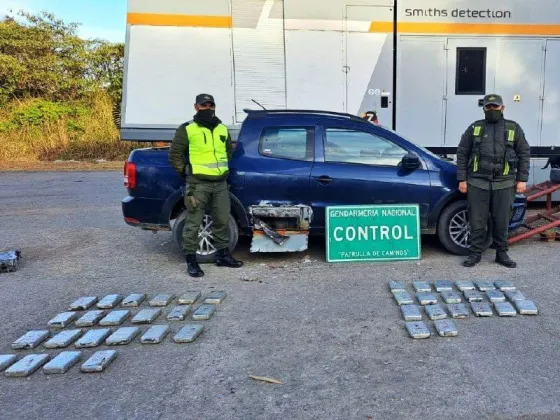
[239,125,314,207]
[309,121,433,229]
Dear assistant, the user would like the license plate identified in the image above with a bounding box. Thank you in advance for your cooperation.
[393,291,414,306]
[455,281,475,291]
[413,281,432,292]
[416,292,437,305]
[425,304,447,320]
[389,281,407,294]
[447,303,469,319]
[471,302,493,317]
[464,290,484,302]
[400,305,422,321]
[494,281,516,291]
[405,321,431,339]
[434,319,458,337]
[494,302,517,316]
[486,290,506,303]
[515,300,538,315]
[441,291,462,304]
[434,280,453,292]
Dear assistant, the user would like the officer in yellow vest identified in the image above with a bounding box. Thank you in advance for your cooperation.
[456,94,530,268]
[169,94,243,277]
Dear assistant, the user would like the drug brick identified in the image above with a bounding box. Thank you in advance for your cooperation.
[44,329,83,349]
[12,330,50,350]
[122,293,146,307]
[43,351,82,374]
[80,350,117,373]
[96,294,123,309]
[167,305,191,321]
[48,312,79,328]
[5,354,50,377]
[140,325,170,344]
[68,296,98,311]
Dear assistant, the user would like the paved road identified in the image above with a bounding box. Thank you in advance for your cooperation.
[0,171,559,420]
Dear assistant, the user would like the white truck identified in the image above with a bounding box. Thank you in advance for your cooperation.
[121,0,560,194]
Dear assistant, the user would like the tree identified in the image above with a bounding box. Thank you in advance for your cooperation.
[0,9,124,108]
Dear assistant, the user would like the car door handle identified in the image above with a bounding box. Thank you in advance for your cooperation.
[314,175,332,185]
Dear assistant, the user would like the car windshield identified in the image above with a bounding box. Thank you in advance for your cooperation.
[379,125,449,162]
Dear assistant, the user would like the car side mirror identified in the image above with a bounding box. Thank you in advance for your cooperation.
[402,153,420,169]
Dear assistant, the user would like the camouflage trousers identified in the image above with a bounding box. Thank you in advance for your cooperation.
[467,183,515,254]
[183,179,231,255]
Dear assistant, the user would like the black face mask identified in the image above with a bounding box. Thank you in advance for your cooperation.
[196,109,216,123]
[484,109,503,123]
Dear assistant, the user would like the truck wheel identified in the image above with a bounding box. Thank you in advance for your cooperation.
[437,200,492,256]
[172,210,239,263]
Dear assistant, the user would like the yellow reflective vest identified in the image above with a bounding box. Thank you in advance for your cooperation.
[186,122,229,178]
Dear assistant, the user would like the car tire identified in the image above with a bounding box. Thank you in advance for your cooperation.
[172,210,239,263]
[437,200,492,256]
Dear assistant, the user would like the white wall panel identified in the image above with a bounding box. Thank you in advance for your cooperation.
[123,26,235,127]
[285,30,345,112]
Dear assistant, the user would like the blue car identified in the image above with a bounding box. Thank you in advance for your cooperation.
[122,109,527,260]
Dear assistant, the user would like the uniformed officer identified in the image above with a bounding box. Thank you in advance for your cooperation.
[169,94,243,277]
[456,94,530,268]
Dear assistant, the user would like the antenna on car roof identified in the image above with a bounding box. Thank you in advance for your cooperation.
[252,99,267,111]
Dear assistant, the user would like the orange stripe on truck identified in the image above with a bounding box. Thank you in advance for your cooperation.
[127,13,232,28]
[126,13,560,35]
[370,21,560,35]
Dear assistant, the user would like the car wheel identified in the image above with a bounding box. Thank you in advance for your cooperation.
[172,210,239,263]
[437,200,492,256]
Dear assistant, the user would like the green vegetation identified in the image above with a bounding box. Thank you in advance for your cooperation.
[0,10,143,162]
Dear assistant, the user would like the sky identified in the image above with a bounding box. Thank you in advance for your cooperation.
[0,0,127,43]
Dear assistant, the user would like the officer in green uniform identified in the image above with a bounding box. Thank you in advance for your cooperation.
[169,94,243,277]
[456,94,530,268]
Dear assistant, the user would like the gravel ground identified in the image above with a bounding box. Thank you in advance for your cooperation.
[0,171,559,420]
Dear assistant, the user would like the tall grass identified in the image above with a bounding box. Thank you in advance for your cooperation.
[0,91,146,162]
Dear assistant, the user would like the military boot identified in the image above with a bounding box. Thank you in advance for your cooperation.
[463,252,481,267]
[495,251,516,268]
[186,254,204,277]
[215,248,243,268]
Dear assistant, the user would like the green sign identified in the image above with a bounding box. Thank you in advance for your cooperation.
[325,204,421,263]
